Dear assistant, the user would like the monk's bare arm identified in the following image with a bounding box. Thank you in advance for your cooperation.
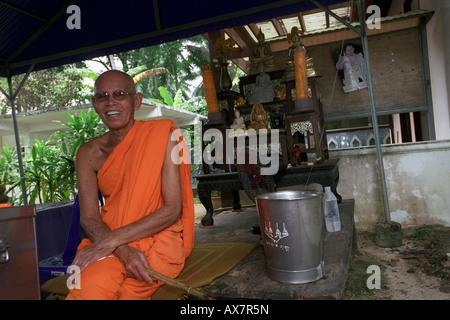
[75,141,111,243]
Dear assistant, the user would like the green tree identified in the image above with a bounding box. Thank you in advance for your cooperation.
[0,65,93,114]
[52,110,108,200]
[0,110,107,205]
[25,139,61,204]
[0,142,20,202]
[115,35,209,101]
[148,86,207,117]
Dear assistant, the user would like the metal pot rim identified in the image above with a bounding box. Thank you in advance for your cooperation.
[255,190,323,201]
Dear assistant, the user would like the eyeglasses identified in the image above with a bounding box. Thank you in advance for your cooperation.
[93,90,136,102]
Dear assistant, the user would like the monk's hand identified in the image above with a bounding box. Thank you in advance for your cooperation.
[114,245,153,283]
[72,239,115,272]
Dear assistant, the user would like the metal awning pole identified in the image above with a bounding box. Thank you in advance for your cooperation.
[309,0,391,222]
[1,64,35,205]
[6,76,27,204]
[357,0,391,221]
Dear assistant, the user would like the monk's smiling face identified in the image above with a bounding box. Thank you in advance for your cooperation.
[92,70,142,133]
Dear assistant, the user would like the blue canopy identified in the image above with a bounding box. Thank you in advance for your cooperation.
[0,0,344,77]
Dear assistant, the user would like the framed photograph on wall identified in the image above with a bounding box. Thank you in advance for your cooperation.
[333,42,368,93]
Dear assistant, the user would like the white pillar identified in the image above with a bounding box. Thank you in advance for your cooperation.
[422,0,450,140]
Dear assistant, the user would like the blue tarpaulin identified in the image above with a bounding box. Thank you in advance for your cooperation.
[0,0,344,76]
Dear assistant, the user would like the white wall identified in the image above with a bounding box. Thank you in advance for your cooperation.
[330,139,450,230]
[421,0,450,140]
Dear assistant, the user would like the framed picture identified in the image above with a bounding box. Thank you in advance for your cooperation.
[333,42,368,93]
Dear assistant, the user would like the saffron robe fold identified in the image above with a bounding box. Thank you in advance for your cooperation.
[66,120,194,300]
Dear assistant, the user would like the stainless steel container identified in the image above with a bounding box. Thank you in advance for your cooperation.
[0,205,40,300]
[255,190,325,284]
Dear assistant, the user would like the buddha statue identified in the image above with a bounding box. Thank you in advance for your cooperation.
[230,109,246,130]
[249,29,277,75]
[270,104,285,129]
[248,63,275,104]
[248,102,268,133]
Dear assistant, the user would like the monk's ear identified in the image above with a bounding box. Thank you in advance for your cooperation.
[134,93,143,111]
[91,97,98,110]
[91,97,100,114]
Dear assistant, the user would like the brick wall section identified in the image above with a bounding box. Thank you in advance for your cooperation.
[306,28,425,117]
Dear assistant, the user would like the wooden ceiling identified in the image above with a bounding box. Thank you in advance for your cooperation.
[204,0,396,73]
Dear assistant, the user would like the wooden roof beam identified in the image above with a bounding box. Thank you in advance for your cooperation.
[225,26,255,56]
[271,18,285,35]
[247,22,260,38]
[298,13,306,33]
[231,57,249,73]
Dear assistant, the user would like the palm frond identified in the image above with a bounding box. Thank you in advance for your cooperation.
[133,67,170,83]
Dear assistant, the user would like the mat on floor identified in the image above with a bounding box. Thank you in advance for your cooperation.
[152,242,257,300]
[40,242,257,299]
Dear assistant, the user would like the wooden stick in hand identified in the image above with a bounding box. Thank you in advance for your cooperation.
[145,267,214,300]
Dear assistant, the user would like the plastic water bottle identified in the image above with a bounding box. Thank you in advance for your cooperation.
[324,186,341,232]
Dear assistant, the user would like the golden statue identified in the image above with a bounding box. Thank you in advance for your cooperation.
[248,102,268,132]
[283,27,317,82]
[249,29,278,75]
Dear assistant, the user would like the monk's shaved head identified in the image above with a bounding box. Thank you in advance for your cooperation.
[94,70,136,93]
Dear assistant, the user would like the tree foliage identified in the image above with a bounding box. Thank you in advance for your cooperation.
[115,35,210,101]
[0,110,106,205]
[0,65,93,114]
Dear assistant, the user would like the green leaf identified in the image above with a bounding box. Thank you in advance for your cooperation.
[158,86,174,106]
[147,98,164,104]
[31,145,37,161]
[173,89,183,108]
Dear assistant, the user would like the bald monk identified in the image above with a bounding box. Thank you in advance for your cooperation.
[65,70,194,300]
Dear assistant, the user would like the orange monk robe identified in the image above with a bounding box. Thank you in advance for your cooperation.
[66,119,195,300]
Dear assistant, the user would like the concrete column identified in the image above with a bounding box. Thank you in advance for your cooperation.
[422,0,450,139]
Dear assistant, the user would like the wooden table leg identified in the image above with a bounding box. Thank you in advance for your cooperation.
[197,182,214,227]
[231,189,241,211]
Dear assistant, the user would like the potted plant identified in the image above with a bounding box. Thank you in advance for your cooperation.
[211,190,221,210]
